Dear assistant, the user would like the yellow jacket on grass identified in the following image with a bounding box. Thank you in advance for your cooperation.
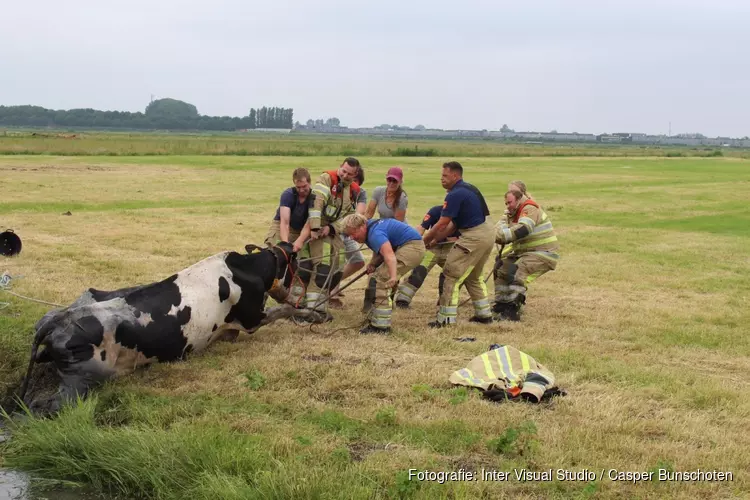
[449,345,562,403]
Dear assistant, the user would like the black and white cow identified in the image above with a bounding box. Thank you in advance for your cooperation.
[19,242,319,414]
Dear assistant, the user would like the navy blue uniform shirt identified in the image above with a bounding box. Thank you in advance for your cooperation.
[422,205,461,241]
[273,187,310,231]
[440,180,486,229]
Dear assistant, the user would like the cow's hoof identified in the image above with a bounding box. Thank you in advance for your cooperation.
[290,310,329,325]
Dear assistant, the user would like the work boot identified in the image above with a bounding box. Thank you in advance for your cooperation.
[360,324,391,335]
[395,300,410,309]
[428,320,453,329]
[493,302,520,322]
[469,316,493,324]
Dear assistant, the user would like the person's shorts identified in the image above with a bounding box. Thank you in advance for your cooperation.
[342,235,365,265]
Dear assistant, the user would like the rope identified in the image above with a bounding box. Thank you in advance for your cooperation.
[0,272,64,309]
[295,242,369,265]
[309,290,391,336]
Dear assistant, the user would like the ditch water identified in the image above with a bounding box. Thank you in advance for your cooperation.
[1,428,110,500]
[0,469,108,500]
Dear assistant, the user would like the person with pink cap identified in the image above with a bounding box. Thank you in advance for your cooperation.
[362,166,409,311]
[365,166,408,222]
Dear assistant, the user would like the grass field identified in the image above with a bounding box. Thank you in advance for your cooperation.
[1,152,749,499]
[1,129,745,158]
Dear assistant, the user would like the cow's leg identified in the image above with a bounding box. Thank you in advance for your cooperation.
[244,304,324,334]
[218,329,240,342]
[266,283,290,305]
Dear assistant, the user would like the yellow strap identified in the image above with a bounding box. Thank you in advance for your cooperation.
[480,352,497,380]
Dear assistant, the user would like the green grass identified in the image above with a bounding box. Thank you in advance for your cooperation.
[1,152,749,499]
[2,129,748,158]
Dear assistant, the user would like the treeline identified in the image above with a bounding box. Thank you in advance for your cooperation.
[249,107,294,129]
[0,101,294,131]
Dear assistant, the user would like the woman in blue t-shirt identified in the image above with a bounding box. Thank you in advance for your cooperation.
[342,214,425,334]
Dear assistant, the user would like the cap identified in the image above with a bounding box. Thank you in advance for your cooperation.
[385,166,403,183]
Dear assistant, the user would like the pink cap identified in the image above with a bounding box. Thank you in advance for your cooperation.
[386,166,403,183]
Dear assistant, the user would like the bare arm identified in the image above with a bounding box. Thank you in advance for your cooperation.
[423,216,453,247]
[394,208,406,222]
[279,207,291,242]
[293,223,311,252]
[365,200,377,219]
[356,201,367,215]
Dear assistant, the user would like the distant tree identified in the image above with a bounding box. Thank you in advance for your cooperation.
[306,119,314,127]
[500,124,513,133]
[325,117,341,127]
[145,98,198,119]
[414,124,426,130]
[248,109,257,129]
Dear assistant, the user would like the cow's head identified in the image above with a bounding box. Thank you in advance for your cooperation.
[270,241,298,290]
[244,242,298,292]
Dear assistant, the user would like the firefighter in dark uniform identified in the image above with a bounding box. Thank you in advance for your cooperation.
[423,161,495,327]
[393,204,460,308]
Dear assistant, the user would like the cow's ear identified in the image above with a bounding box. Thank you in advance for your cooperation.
[245,244,264,254]
[277,241,295,257]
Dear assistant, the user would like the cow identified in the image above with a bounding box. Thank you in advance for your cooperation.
[17,242,321,414]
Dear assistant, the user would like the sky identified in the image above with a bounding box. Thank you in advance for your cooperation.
[2,0,749,137]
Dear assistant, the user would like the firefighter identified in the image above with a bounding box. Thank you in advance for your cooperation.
[293,157,361,320]
[393,204,460,308]
[329,166,368,309]
[423,161,495,327]
[493,188,559,321]
[342,213,425,334]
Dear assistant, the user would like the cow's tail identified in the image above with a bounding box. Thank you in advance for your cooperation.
[18,323,52,403]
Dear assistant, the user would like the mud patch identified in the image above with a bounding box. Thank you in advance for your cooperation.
[0,363,59,415]
[447,454,498,472]
[301,354,334,363]
[347,441,398,462]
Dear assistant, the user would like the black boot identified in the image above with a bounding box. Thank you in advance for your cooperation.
[493,302,520,322]
[505,303,521,322]
[469,316,493,324]
[360,324,391,335]
[428,320,454,329]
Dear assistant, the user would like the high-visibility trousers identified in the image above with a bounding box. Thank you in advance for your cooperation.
[395,241,454,305]
[369,240,426,329]
[305,234,345,313]
[494,251,559,305]
[436,221,495,324]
